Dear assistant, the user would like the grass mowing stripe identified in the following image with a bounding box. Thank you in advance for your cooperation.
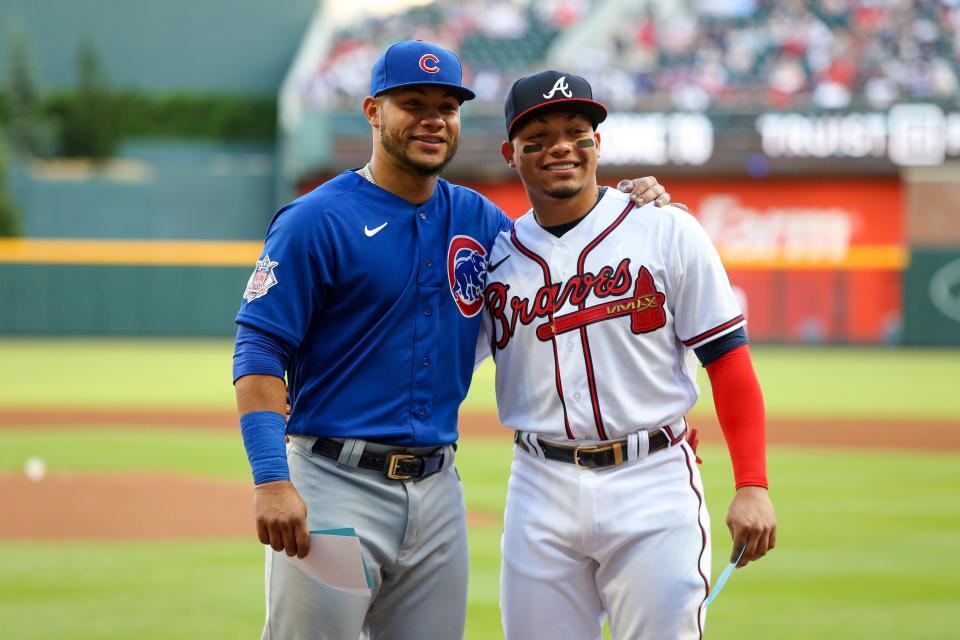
[2,340,959,418]
[0,428,250,481]
[466,346,960,419]
[0,541,263,640]
[0,338,237,409]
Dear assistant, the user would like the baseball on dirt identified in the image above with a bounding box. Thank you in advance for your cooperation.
[24,456,47,482]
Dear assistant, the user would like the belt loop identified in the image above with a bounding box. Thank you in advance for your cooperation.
[626,432,640,462]
[337,438,365,469]
[638,430,650,458]
[439,444,456,471]
[516,431,545,459]
[525,432,545,459]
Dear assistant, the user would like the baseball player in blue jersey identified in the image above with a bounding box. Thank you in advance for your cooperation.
[232,41,675,639]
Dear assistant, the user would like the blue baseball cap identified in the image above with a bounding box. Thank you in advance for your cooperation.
[370,40,476,103]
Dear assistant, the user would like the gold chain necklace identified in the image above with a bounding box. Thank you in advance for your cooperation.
[360,163,378,186]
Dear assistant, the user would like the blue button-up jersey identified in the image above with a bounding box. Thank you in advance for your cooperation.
[235,170,511,446]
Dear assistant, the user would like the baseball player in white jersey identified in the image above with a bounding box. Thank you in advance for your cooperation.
[480,71,777,639]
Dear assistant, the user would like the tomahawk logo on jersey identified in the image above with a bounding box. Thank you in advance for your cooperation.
[481,189,745,442]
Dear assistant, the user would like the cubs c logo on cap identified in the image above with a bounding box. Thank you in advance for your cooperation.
[419,54,440,73]
[447,235,487,317]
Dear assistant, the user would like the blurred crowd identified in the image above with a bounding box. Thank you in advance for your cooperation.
[300,0,592,110]
[301,0,960,113]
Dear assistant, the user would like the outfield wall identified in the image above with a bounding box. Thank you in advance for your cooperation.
[2,175,957,344]
[903,249,960,345]
[0,263,248,336]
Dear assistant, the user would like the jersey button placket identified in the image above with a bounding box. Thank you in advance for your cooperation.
[411,205,438,436]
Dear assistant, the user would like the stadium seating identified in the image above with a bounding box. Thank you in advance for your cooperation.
[302,0,959,114]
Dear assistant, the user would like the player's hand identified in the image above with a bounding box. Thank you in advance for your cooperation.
[616,177,688,211]
[726,486,776,568]
[253,480,311,559]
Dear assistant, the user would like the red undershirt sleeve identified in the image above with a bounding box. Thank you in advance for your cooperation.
[704,344,768,489]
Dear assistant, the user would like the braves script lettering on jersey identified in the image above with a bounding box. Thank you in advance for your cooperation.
[483,189,744,442]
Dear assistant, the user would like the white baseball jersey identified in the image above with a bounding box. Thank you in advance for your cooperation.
[480,188,744,441]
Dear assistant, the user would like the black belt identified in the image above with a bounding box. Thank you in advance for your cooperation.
[514,429,676,469]
[311,437,447,481]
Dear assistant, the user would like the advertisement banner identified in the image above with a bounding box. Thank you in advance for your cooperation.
[668,178,905,271]
[677,178,905,343]
[469,177,905,344]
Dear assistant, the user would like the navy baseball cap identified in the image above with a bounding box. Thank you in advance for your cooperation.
[370,40,476,103]
[504,70,607,138]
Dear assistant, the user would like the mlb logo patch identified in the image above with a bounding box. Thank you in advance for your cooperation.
[447,236,487,317]
[244,254,278,302]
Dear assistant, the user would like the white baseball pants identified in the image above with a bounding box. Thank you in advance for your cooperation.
[500,440,711,639]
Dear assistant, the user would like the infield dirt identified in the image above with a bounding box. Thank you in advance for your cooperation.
[1,410,955,541]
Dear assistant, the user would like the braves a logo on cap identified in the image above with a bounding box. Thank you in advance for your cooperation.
[543,76,572,99]
[244,254,278,302]
[419,54,440,73]
[447,235,487,317]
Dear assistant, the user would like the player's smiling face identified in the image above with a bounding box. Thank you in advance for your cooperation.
[376,86,461,176]
[505,111,600,201]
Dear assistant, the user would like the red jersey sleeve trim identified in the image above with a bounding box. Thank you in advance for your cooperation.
[683,314,745,348]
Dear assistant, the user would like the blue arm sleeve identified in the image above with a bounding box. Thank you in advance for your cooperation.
[233,324,295,383]
[240,411,289,485]
[233,325,294,484]
[694,327,749,367]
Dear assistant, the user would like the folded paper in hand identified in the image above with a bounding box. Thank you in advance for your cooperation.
[277,528,373,596]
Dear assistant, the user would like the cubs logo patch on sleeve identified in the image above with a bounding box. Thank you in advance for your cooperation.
[447,235,487,317]
[243,254,279,302]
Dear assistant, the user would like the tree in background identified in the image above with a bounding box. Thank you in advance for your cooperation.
[5,25,50,156]
[57,40,118,160]
[0,129,21,236]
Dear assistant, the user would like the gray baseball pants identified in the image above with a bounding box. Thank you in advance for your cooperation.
[261,436,468,640]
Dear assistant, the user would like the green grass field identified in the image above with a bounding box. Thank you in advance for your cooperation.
[1,340,959,639]
[1,339,958,418]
